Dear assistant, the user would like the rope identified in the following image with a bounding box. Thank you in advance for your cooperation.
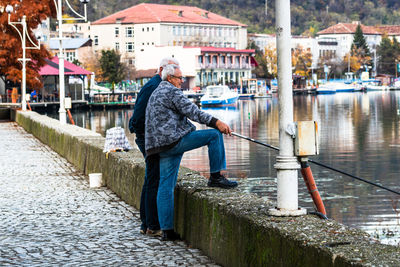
[231,132,400,196]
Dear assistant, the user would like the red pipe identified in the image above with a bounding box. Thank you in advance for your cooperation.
[67,109,75,125]
[300,160,327,216]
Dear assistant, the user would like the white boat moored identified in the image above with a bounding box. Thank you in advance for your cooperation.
[200,85,239,106]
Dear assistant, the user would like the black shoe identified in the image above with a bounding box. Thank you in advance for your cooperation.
[208,175,238,189]
[161,230,181,241]
[140,225,147,235]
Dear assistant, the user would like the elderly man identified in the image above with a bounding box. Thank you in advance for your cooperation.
[129,57,179,237]
[145,65,237,241]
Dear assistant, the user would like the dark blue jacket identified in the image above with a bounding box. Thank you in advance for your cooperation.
[129,74,162,135]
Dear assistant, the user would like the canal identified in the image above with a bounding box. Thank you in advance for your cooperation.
[41,91,400,246]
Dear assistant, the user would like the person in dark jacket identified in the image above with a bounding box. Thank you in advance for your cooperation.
[129,57,179,236]
[145,65,238,241]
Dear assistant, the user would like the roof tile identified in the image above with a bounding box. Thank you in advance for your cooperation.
[317,23,381,35]
[92,3,246,27]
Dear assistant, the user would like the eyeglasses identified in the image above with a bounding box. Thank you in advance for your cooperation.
[171,75,185,81]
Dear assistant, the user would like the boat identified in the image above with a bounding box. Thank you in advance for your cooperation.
[365,80,389,91]
[316,82,358,94]
[390,80,400,90]
[316,83,336,94]
[332,82,356,93]
[252,79,271,98]
[238,93,255,99]
[200,85,239,106]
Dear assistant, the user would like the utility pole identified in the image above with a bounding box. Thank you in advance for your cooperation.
[269,0,306,217]
[348,53,350,73]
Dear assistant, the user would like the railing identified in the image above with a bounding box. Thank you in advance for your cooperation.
[196,63,252,69]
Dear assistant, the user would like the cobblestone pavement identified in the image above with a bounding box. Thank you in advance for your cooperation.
[0,122,219,266]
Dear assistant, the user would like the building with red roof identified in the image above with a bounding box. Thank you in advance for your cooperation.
[135,45,255,90]
[88,3,248,66]
[315,21,382,67]
[375,25,400,41]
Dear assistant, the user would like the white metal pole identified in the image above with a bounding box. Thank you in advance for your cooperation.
[58,0,66,124]
[21,15,27,111]
[269,0,305,217]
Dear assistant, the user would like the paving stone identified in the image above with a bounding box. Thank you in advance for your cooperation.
[0,122,219,266]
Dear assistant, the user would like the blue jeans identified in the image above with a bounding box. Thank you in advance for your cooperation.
[136,134,160,231]
[157,129,226,230]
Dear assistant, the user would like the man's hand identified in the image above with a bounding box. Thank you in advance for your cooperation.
[215,120,232,135]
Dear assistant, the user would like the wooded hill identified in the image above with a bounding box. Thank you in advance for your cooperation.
[67,0,400,36]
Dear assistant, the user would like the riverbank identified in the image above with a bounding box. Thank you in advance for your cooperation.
[10,109,400,266]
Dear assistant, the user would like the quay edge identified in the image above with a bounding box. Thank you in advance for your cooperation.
[11,109,400,266]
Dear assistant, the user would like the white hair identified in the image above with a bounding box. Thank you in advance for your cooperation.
[161,64,180,81]
[157,57,179,74]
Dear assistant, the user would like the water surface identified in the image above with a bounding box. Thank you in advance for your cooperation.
[42,91,400,245]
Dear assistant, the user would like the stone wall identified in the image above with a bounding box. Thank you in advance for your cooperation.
[14,110,400,266]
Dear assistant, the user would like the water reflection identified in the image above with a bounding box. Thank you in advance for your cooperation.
[41,92,400,246]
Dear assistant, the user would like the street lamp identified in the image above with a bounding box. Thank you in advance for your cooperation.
[53,0,89,124]
[6,4,41,111]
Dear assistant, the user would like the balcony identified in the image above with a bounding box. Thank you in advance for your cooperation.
[196,63,251,70]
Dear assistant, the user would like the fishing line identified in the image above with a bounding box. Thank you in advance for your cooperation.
[231,132,400,196]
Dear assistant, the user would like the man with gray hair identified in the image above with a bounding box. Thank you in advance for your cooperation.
[129,57,179,237]
[145,64,237,241]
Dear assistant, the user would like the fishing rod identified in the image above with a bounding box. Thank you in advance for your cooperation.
[231,132,400,196]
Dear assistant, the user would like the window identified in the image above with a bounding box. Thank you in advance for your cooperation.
[115,27,119,37]
[221,56,226,64]
[177,26,181,35]
[94,36,98,46]
[66,51,76,62]
[115,42,120,50]
[126,42,134,52]
[173,26,176,35]
[126,27,134,37]
[147,27,149,32]
[152,27,154,31]
[183,26,187,36]
[198,56,203,64]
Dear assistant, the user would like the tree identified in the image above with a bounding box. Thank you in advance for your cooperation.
[351,24,372,67]
[292,45,313,77]
[0,0,56,89]
[80,49,103,81]
[263,45,277,78]
[377,35,400,75]
[98,49,127,91]
[247,40,273,79]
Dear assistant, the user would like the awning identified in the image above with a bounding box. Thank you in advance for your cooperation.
[39,56,92,76]
[250,56,258,67]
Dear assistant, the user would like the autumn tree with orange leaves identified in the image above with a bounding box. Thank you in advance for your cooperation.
[0,0,55,90]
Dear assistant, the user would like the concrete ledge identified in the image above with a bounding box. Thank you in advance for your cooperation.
[14,110,400,266]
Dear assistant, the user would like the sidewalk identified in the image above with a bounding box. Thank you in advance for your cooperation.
[0,122,219,266]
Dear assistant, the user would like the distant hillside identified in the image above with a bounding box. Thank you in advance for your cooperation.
[69,0,400,36]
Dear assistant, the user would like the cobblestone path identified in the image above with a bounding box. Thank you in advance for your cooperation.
[0,122,219,266]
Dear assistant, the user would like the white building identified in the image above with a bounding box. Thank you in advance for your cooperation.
[49,38,92,63]
[88,3,248,66]
[249,33,319,66]
[316,21,382,60]
[135,45,254,89]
